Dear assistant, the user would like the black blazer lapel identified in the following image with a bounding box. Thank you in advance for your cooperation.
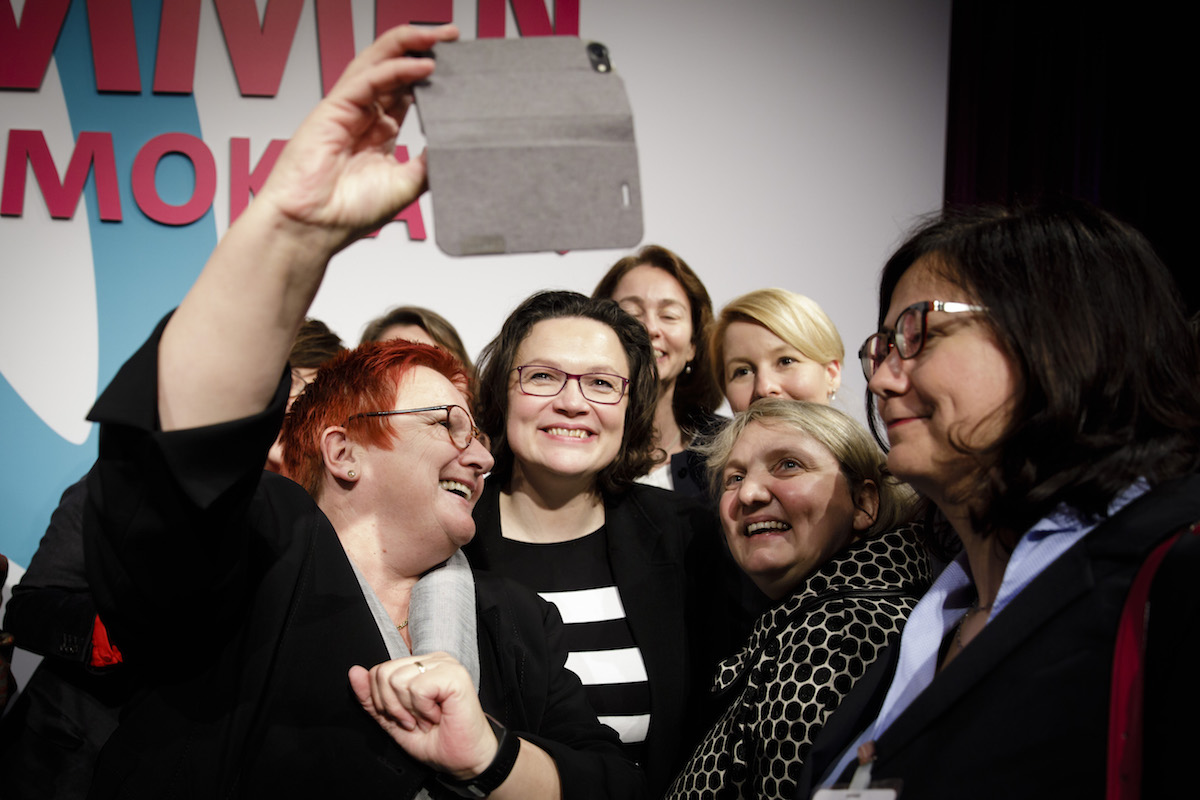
[797,641,902,793]
[876,475,1200,765]
[604,487,690,788]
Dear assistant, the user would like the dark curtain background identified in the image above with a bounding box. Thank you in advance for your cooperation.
[945,2,1193,314]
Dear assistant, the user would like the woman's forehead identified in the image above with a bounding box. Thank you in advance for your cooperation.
[395,366,467,407]
[885,257,973,323]
[613,264,690,304]
[729,420,834,464]
[516,317,629,373]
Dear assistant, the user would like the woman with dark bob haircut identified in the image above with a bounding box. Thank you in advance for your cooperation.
[473,291,658,494]
[593,245,724,496]
[799,199,1200,799]
[465,290,745,795]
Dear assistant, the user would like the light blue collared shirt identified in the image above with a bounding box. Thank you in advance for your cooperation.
[820,481,1150,787]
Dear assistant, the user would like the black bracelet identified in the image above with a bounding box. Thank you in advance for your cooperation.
[435,713,521,798]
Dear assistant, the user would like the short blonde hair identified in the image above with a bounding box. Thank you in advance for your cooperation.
[710,288,844,388]
[701,399,914,537]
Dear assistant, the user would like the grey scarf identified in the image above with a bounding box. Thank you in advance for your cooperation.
[348,549,480,691]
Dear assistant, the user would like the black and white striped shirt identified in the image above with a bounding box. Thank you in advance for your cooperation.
[491,527,652,760]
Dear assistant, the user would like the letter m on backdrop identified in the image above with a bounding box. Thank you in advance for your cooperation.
[2,131,122,221]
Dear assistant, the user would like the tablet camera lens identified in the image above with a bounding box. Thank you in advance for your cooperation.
[587,42,612,73]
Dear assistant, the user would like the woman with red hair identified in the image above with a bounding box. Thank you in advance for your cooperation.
[83,25,640,800]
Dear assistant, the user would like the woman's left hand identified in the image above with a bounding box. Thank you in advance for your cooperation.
[349,652,498,779]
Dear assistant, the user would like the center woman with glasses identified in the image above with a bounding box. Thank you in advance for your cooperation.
[466,291,744,796]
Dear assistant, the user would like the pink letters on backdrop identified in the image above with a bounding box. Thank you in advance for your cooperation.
[478,0,578,37]
[1,130,122,221]
[89,0,142,93]
[3,131,427,234]
[2,0,570,237]
[131,132,217,225]
[154,0,202,94]
[315,0,356,97]
[0,0,71,90]
[4,0,582,94]
[214,0,305,97]
[229,137,287,222]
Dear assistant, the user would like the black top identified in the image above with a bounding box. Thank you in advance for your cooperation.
[795,475,1200,799]
[670,409,726,501]
[464,480,753,796]
[487,527,652,765]
[0,472,134,800]
[82,318,645,799]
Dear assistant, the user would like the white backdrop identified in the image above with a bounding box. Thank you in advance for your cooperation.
[1,0,950,579]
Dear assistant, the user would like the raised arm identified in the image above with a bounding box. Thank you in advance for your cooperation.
[158,24,458,432]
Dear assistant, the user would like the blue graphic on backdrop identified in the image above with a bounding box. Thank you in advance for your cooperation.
[1,0,215,566]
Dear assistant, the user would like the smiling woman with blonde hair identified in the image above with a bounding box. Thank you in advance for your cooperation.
[665,399,927,800]
[710,288,844,412]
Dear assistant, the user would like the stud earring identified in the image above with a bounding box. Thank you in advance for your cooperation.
[347,470,357,479]
[684,362,692,375]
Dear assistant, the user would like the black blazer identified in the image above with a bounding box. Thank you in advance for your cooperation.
[669,410,726,501]
[0,472,134,800]
[795,474,1200,799]
[465,482,747,796]
[83,322,643,799]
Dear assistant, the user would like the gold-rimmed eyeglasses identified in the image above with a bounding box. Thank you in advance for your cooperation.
[345,404,480,450]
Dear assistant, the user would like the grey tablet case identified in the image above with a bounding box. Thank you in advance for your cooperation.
[414,38,643,256]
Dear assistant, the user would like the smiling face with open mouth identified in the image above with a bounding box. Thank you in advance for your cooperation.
[506,317,630,489]
[719,420,870,600]
[359,366,493,562]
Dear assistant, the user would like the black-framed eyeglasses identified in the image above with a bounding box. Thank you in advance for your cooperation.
[345,404,480,450]
[514,365,629,405]
[858,300,987,379]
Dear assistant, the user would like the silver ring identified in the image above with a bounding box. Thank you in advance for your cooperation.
[414,661,426,674]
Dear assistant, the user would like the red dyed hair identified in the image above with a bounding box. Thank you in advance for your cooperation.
[280,340,470,499]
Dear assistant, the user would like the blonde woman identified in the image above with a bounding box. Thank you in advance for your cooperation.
[711,288,843,412]
[666,400,927,800]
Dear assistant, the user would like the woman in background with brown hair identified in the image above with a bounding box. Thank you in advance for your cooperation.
[264,317,345,473]
[593,245,723,497]
[361,304,475,382]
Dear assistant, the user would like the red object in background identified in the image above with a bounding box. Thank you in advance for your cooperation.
[90,614,124,669]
